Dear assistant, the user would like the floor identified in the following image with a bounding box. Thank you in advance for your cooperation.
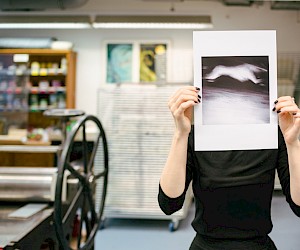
[95,192,300,250]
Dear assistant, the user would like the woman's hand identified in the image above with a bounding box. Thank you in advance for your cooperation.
[273,96,300,145]
[168,86,200,136]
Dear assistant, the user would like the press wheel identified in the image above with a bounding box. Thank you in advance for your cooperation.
[54,115,108,250]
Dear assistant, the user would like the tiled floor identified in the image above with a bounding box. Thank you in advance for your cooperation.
[95,192,300,250]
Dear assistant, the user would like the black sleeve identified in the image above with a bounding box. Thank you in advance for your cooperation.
[158,184,187,215]
[276,129,300,217]
[158,131,194,215]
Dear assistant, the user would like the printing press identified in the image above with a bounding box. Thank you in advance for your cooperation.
[0,110,109,250]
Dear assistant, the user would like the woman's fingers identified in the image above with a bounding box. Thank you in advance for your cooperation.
[170,93,200,112]
[168,86,200,113]
[167,86,201,134]
[172,100,197,118]
[293,110,300,118]
[273,96,299,115]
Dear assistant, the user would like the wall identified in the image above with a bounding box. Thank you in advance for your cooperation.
[0,3,299,115]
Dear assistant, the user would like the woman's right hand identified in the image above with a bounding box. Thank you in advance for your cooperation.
[168,86,201,136]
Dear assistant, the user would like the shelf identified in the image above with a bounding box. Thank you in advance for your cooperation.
[0,48,73,55]
[0,48,76,131]
[0,108,28,113]
[0,145,59,153]
[0,87,25,94]
[0,69,67,77]
[0,87,66,95]
[30,86,66,94]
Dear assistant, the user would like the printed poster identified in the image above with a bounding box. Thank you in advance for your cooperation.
[193,30,278,151]
[139,43,167,82]
[106,43,133,83]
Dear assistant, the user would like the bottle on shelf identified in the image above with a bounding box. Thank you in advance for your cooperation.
[29,94,39,111]
[57,92,66,109]
[59,57,67,74]
[30,61,40,76]
[38,80,49,93]
[0,92,5,110]
[49,93,57,109]
[39,97,48,110]
[39,62,48,76]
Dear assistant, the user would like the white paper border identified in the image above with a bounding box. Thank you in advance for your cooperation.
[193,30,278,151]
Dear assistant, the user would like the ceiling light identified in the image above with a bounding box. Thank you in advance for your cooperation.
[271,1,300,10]
[0,23,90,29]
[92,16,213,29]
[0,16,91,29]
[223,0,253,6]
[0,15,213,30]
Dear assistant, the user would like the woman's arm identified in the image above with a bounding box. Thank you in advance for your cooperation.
[159,86,200,198]
[274,96,300,206]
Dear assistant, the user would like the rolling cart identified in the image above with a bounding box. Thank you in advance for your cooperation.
[96,84,193,232]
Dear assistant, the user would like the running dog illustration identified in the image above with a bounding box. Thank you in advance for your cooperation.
[204,63,267,84]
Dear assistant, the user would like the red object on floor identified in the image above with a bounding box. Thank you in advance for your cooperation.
[72,214,80,237]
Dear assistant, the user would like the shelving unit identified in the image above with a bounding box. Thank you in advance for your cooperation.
[0,49,76,168]
[0,49,76,130]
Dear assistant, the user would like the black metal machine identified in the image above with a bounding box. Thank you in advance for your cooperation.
[0,110,109,250]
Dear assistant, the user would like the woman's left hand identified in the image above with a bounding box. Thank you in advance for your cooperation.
[273,96,300,145]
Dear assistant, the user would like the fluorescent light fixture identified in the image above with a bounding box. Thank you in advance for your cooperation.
[93,16,213,29]
[0,23,90,29]
[0,15,213,30]
[223,0,253,6]
[0,16,91,29]
[93,22,212,29]
[271,1,300,10]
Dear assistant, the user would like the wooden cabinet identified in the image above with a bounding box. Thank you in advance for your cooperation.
[0,49,76,167]
[0,49,76,130]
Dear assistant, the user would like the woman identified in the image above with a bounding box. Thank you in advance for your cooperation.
[158,86,300,250]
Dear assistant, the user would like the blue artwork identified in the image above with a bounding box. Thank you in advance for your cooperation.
[106,44,133,83]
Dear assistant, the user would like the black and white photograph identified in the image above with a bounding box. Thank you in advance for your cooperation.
[202,56,270,125]
[193,30,278,151]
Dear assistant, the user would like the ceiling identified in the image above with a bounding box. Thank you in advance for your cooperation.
[0,0,299,16]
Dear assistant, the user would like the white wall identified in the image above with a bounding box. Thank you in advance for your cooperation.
[0,3,299,115]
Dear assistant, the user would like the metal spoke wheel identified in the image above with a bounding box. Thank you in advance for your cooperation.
[54,115,108,250]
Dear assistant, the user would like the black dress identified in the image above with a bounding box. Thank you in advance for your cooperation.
[158,127,300,250]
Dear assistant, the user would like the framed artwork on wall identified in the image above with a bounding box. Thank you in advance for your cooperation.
[103,40,170,84]
[105,43,134,83]
[139,43,168,83]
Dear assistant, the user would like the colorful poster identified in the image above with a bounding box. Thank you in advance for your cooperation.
[139,43,167,82]
[106,43,133,83]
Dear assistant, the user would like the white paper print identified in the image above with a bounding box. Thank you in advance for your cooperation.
[193,30,278,151]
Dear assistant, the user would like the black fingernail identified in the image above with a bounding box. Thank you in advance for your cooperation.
[277,110,281,113]
[198,95,201,99]
[274,100,278,104]
[292,112,297,115]
[272,107,276,111]
[194,101,198,104]
[198,98,201,103]
[195,87,200,91]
